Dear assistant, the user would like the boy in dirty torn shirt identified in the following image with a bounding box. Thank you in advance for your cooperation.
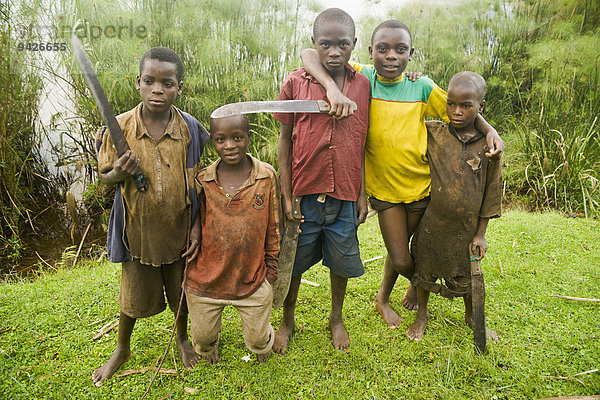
[407,71,502,342]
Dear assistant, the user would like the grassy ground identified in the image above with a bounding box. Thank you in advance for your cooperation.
[1,210,599,399]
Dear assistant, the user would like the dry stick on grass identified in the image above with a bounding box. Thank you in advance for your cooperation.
[542,368,599,386]
[87,316,111,327]
[301,278,320,287]
[363,255,384,263]
[116,367,180,378]
[72,221,92,267]
[93,318,119,340]
[551,295,600,303]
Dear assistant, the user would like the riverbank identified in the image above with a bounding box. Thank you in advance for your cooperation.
[1,210,598,399]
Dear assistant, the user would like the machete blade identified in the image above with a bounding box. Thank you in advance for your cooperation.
[272,196,302,309]
[211,100,332,119]
[71,35,147,192]
[470,248,487,354]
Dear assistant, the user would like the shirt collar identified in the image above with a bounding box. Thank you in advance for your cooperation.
[202,154,270,184]
[134,103,181,140]
[376,72,405,85]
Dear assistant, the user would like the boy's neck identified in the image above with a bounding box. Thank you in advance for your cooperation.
[141,104,172,124]
[450,123,482,143]
[217,155,253,195]
[140,104,172,141]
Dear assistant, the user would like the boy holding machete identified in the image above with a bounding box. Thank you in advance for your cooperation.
[273,8,370,353]
[93,47,209,386]
[408,71,501,344]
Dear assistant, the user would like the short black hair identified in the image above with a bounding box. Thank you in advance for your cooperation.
[139,47,184,82]
[209,114,250,135]
[313,8,355,39]
[371,20,412,46]
[448,71,486,102]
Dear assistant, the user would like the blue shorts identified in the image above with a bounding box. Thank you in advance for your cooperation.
[292,194,364,279]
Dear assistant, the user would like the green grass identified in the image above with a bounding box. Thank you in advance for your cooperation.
[1,210,599,399]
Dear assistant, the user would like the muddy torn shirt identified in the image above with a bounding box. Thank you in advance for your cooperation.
[185,155,281,300]
[411,121,502,298]
[97,103,203,266]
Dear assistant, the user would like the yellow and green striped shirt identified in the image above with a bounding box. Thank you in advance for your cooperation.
[351,62,449,203]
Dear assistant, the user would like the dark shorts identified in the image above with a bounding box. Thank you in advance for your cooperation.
[369,196,431,215]
[119,258,187,319]
[292,194,364,279]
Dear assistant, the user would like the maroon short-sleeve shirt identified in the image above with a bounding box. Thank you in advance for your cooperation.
[274,65,370,201]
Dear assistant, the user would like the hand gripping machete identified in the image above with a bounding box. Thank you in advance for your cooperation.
[469,247,487,353]
[210,99,357,119]
[71,36,147,192]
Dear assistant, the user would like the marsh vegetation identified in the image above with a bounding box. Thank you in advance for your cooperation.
[1,0,599,270]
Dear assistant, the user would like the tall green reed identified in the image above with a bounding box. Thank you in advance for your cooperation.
[0,1,49,263]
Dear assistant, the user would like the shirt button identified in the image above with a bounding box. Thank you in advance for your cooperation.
[226,194,230,197]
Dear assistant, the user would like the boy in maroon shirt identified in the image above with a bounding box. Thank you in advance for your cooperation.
[185,114,280,364]
[273,8,370,353]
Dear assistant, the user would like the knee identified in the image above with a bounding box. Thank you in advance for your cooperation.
[388,252,413,274]
[244,325,274,354]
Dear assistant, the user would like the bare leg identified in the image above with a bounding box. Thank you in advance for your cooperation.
[406,287,429,341]
[329,272,350,351]
[373,256,403,328]
[174,310,201,369]
[463,295,498,343]
[92,312,135,387]
[375,206,423,325]
[273,275,302,354]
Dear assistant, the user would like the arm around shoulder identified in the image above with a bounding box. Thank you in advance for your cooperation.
[300,48,356,119]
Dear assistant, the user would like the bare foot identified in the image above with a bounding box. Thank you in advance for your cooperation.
[401,285,418,311]
[201,347,220,365]
[257,350,272,363]
[273,323,294,355]
[406,314,428,341]
[177,337,201,369]
[92,348,132,387]
[373,298,402,328]
[329,318,350,351]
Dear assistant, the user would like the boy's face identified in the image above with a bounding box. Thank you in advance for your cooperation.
[369,27,414,80]
[446,86,484,130]
[136,59,183,114]
[211,116,250,166]
[312,22,356,76]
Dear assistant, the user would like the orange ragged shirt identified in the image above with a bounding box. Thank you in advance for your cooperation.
[185,155,281,300]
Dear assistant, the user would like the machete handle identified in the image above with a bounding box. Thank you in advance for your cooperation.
[133,166,147,192]
[316,99,358,114]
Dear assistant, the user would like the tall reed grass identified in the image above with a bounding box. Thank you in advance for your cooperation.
[0,1,50,262]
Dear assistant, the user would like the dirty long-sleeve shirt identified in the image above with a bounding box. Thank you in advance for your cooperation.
[185,155,281,300]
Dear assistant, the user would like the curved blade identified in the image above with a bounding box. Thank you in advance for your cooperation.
[211,100,331,119]
[71,35,147,192]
